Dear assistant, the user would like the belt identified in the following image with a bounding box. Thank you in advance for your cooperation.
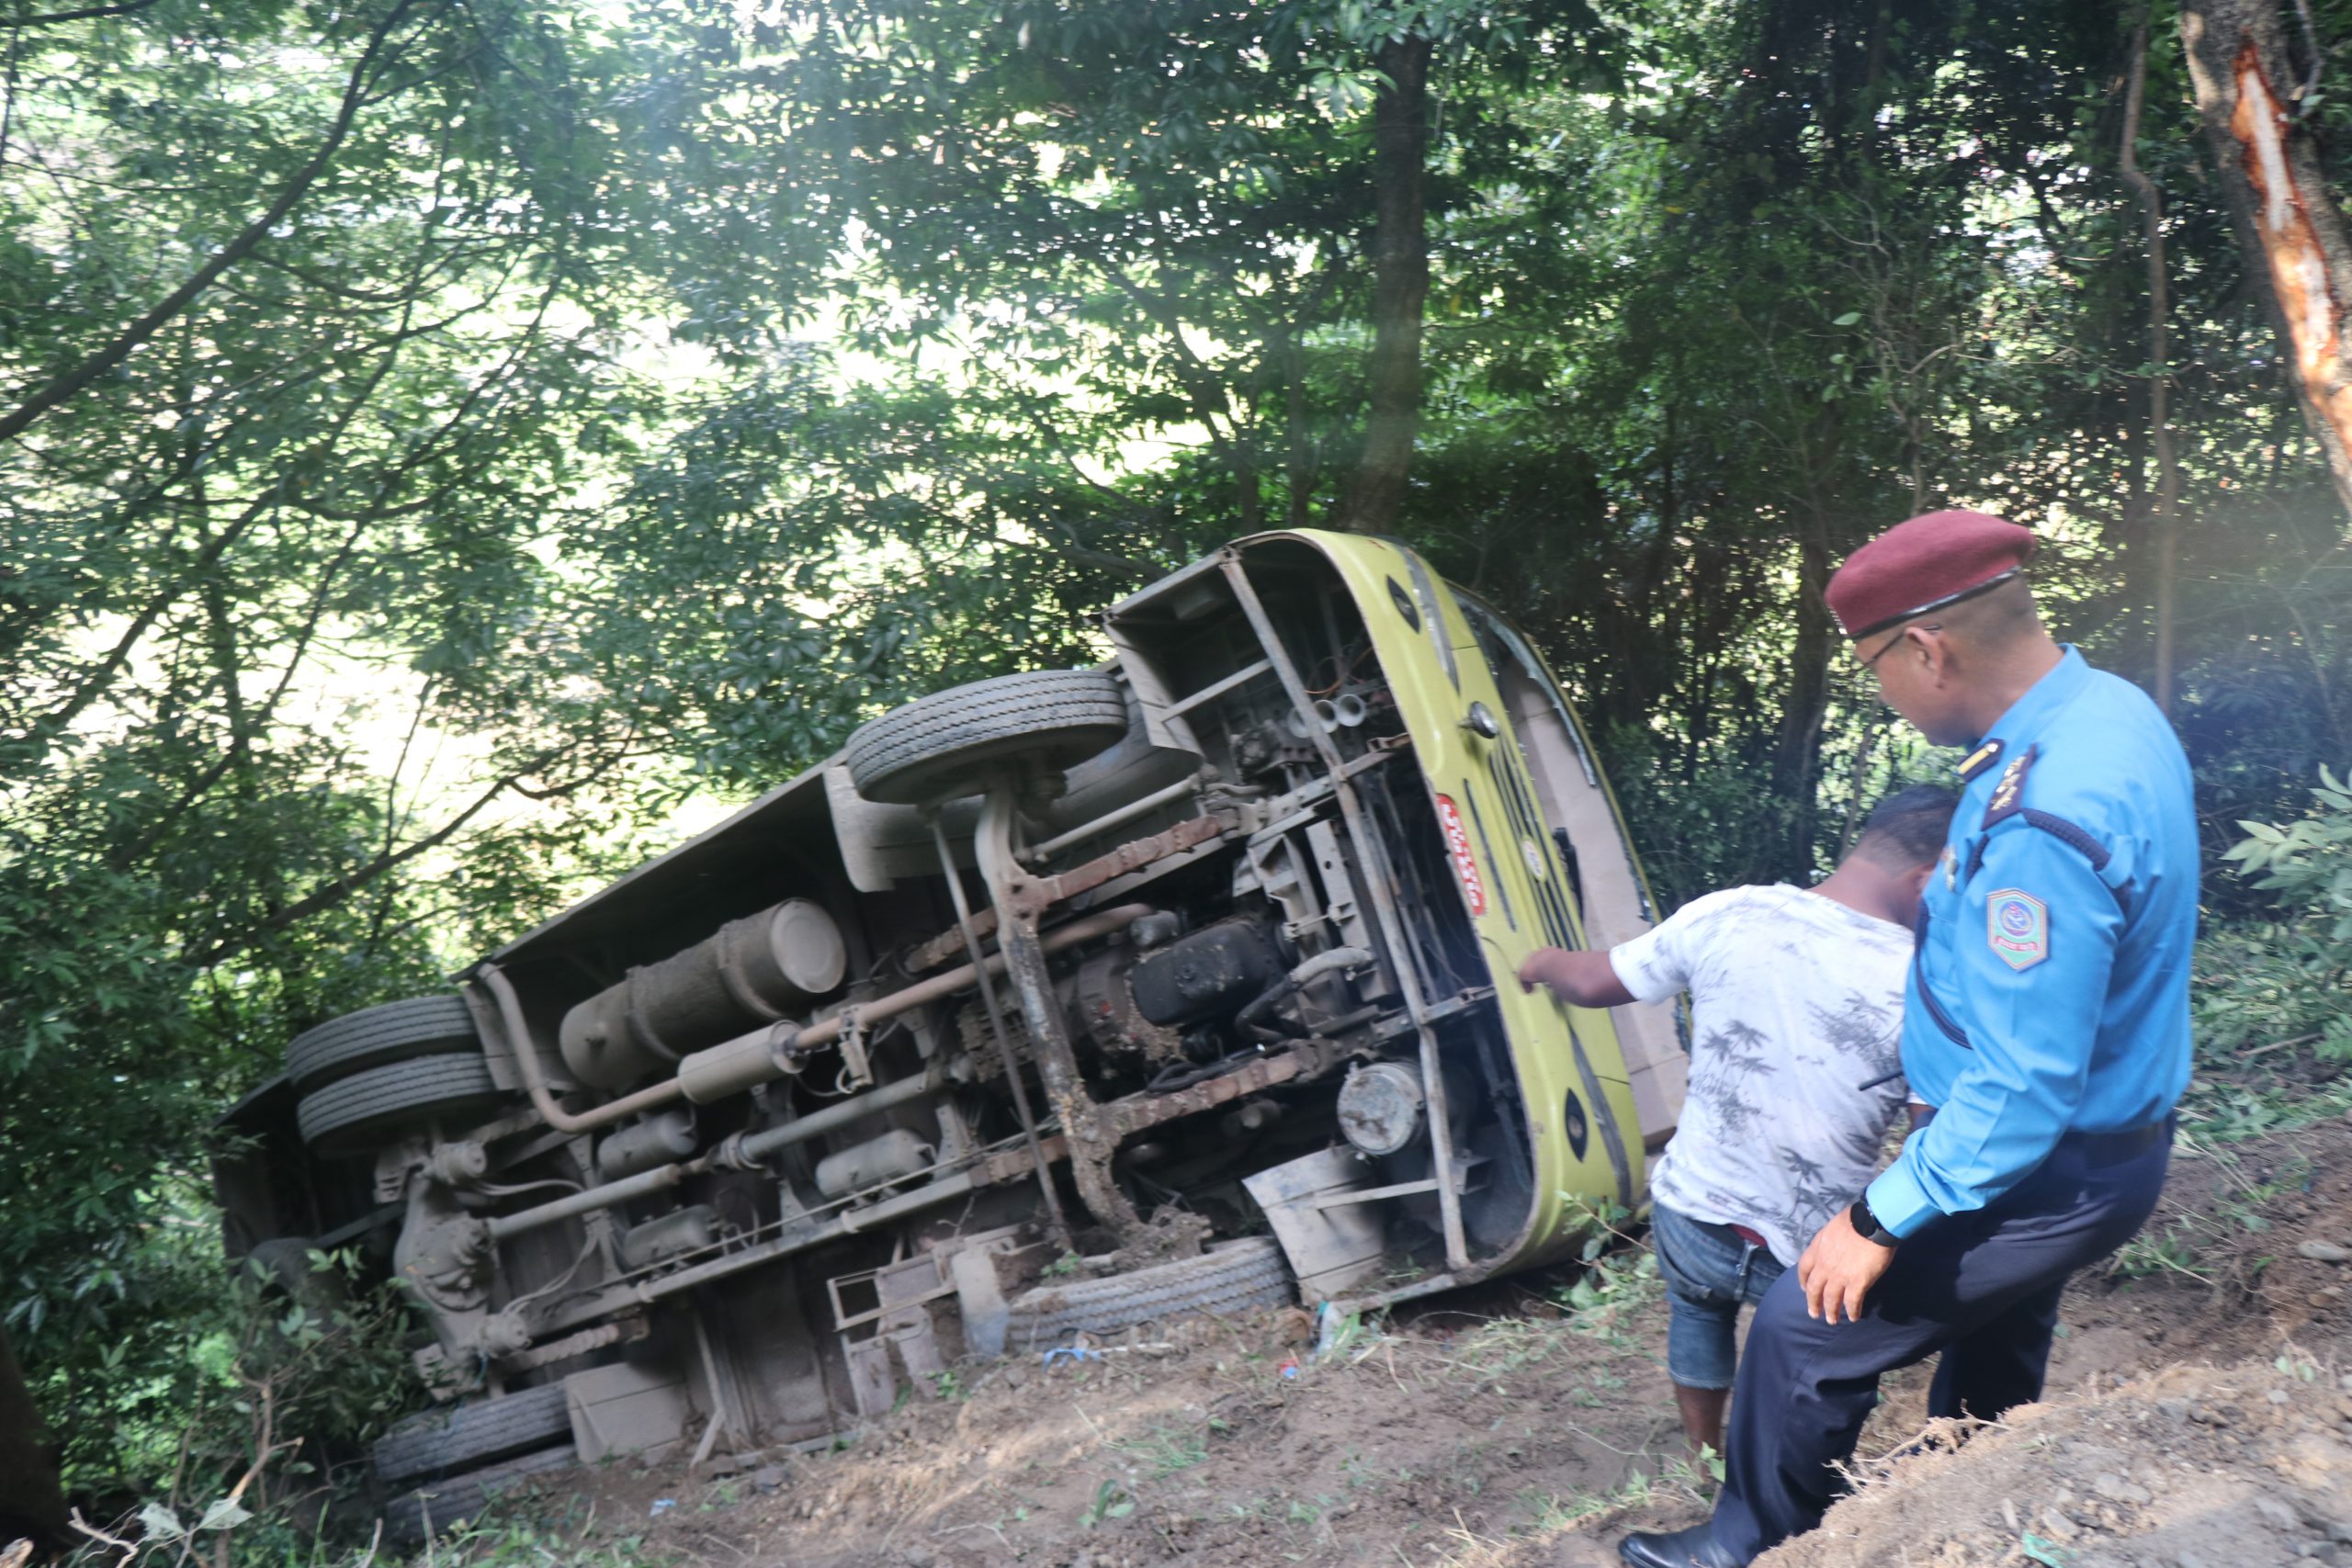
[1729,1223,1770,1250]
[1907,1112,2173,1167]
[2058,1117,2173,1166]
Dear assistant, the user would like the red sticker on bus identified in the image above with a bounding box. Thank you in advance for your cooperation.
[1436,795,1487,916]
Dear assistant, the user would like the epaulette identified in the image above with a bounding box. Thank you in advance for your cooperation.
[1981,743,2036,828]
[1957,739,2004,783]
[1978,742,2116,873]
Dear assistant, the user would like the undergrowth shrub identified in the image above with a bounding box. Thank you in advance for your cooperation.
[61,1232,418,1567]
[2210,767,2352,1065]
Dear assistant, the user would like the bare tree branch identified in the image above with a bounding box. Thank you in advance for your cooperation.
[185,747,570,966]
[0,0,420,448]
[1074,235,1267,531]
[0,0,161,28]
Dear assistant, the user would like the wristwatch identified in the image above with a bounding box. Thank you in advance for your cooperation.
[1849,1193,1900,1247]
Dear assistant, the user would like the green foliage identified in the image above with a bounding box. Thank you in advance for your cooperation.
[2109,1145,2317,1290]
[2172,817,2352,1153]
[2226,767,2352,942]
[1560,1240,1659,1334]
[55,1225,419,1543]
[560,364,1159,789]
[2209,772,2352,1063]
[1110,1421,1211,1479]
[1589,724,1810,909]
[0,0,750,1503]
[1078,1477,1136,1528]
[2190,922,2352,1065]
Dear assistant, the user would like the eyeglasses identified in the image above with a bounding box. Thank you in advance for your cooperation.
[1857,623,1938,671]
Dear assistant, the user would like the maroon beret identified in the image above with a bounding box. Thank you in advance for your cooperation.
[1826,510,2039,639]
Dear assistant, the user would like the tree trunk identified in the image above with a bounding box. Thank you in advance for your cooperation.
[2180,0,2352,525]
[0,1323,70,1551]
[1334,32,1431,535]
[2122,13,2182,712]
[1773,523,1834,874]
[1282,325,1314,528]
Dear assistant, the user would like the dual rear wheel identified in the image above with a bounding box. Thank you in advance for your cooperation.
[274,1001,567,1542]
[373,1384,578,1544]
[284,995,506,1156]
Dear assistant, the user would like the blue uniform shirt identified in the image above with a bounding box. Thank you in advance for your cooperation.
[1865,647,2199,1237]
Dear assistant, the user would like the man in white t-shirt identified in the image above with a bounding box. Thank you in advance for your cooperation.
[1517,785,1958,1461]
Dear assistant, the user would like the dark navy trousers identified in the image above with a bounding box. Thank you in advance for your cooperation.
[1708,1125,2172,1563]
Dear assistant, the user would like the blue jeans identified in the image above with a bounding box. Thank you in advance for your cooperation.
[1650,1202,1786,1391]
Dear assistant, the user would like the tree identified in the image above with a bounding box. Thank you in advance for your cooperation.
[1333,26,1433,533]
[658,1,1619,539]
[0,1322,68,1549]
[0,0,770,1491]
[2179,0,2352,526]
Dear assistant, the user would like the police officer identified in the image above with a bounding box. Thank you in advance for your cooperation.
[1618,509,2198,1568]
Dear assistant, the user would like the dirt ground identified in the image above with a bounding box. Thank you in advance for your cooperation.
[473,1111,2352,1568]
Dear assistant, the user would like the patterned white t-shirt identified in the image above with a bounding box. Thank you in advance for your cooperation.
[1611,884,1911,1266]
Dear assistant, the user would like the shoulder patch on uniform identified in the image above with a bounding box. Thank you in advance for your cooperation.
[1981,743,2038,829]
[1957,739,2004,783]
[1985,888,2049,971]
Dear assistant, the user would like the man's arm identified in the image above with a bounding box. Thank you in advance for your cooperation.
[1799,827,2120,1324]
[1865,828,2120,1235]
[1516,947,1636,1008]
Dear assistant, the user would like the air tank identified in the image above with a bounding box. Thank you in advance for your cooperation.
[594,1109,699,1180]
[560,898,848,1088]
[813,1130,936,1198]
[616,1205,719,1270]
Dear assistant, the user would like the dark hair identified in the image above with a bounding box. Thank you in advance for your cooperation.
[1854,784,1961,868]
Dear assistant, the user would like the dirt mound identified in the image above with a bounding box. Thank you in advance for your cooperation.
[1759,1359,2352,1568]
[1758,1107,2352,1568]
